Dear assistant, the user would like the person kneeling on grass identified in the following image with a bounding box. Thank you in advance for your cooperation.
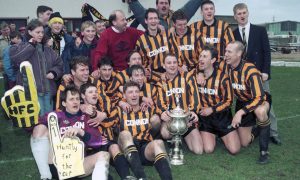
[80,82,135,180]
[37,86,110,179]
[103,81,173,180]
[225,41,271,164]
[195,45,241,154]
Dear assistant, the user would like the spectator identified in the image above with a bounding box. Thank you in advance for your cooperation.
[3,31,22,89]
[92,10,143,72]
[233,3,281,145]
[36,5,53,27]
[10,19,63,179]
[0,22,11,74]
[9,23,16,32]
[46,12,74,74]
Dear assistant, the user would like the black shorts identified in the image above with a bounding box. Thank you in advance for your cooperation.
[133,139,153,166]
[86,140,117,156]
[235,92,272,127]
[199,109,235,137]
[183,122,197,138]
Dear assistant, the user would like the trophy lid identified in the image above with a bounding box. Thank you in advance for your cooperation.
[169,93,190,118]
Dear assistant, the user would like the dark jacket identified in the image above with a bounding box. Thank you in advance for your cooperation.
[10,42,63,96]
[233,24,271,79]
[64,37,98,73]
[60,33,74,73]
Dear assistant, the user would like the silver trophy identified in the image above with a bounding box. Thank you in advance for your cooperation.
[167,94,190,165]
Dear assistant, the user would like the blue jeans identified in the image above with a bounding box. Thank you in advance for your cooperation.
[38,93,53,116]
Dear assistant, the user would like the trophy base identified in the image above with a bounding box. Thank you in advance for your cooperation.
[170,158,184,165]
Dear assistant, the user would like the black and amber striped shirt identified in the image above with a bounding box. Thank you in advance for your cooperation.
[117,82,159,106]
[136,30,173,72]
[103,106,156,142]
[169,27,205,70]
[99,71,117,93]
[196,68,233,113]
[228,61,266,113]
[157,71,201,114]
[190,19,235,59]
[107,69,130,97]
[56,76,111,113]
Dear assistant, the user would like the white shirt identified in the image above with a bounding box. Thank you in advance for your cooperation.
[238,22,250,44]
[60,36,65,55]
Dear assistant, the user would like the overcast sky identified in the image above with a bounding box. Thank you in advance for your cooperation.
[213,0,299,24]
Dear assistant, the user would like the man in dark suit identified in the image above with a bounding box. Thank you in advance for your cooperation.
[233,3,281,145]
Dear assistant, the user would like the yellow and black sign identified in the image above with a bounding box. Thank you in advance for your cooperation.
[48,112,85,179]
[1,61,40,128]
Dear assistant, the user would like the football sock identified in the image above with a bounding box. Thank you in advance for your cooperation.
[250,125,259,143]
[92,158,109,180]
[49,164,59,180]
[112,153,130,179]
[30,136,52,179]
[257,119,271,152]
[124,145,146,179]
[154,153,173,180]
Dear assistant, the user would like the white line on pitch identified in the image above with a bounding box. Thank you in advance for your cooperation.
[0,157,34,164]
[277,114,300,121]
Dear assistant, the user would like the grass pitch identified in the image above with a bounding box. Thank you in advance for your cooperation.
[0,66,300,180]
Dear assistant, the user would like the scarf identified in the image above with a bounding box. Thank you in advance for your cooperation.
[50,31,64,55]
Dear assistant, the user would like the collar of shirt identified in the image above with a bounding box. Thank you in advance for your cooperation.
[233,60,245,72]
[145,28,161,37]
[112,26,125,33]
[202,18,217,27]
[65,110,83,118]
[238,22,250,43]
[175,26,192,38]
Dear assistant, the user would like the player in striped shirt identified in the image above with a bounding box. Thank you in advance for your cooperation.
[136,8,173,73]
[225,41,271,164]
[157,53,203,154]
[190,0,234,60]
[55,56,111,114]
[169,10,205,71]
[80,83,134,180]
[106,50,143,97]
[196,45,240,154]
[104,81,172,180]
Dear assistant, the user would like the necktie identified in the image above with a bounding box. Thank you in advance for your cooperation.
[242,27,247,59]
[242,28,246,45]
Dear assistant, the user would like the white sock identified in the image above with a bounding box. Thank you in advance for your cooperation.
[30,136,52,179]
[92,160,109,180]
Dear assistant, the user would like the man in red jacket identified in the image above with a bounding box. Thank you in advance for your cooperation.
[92,10,143,72]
